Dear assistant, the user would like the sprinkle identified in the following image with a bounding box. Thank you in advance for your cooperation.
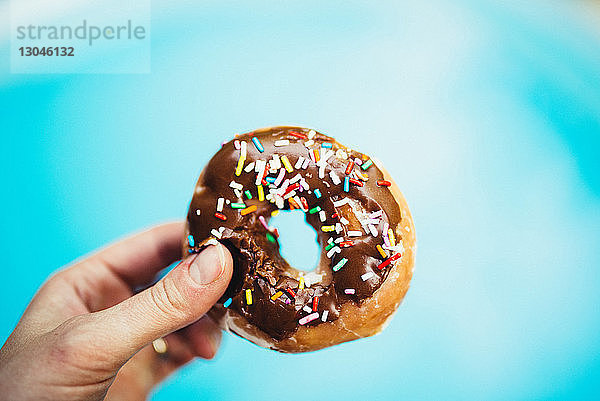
[305,140,315,148]
[286,288,296,298]
[354,157,363,166]
[288,197,300,209]
[368,224,379,237]
[319,210,326,222]
[253,185,262,202]
[388,228,396,247]
[348,230,362,237]
[187,235,195,247]
[312,296,320,311]
[231,202,246,209]
[210,229,222,239]
[251,137,264,152]
[217,197,224,212]
[234,140,240,149]
[343,177,350,192]
[271,291,283,301]
[245,289,253,305]
[289,131,308,140]
[321,310,329,321]
[271,210,279,217]
[344,288,355,295]
[332,258,348,271]
[258,215,269,230]
[281,155,294,173]
[349,178,364,187]
[244,190,252,199]
[308,130,316,139]
[325,242,335,251]
[235,156,245,176]
[330,172,341,185]
[240,141,247,158]
[299,196,309,211]
[314,189,322,198]
[309,206,321,214]
[376,245,388,258]
[290,173,303,184]
[244,161,255,173]
[340,240,354,248]
[303,305,313,313]
[229,180,243,190]
[313,149,320,162]
[295,156,305,169]
[318,165,325,179]
[266,232,277,243]
[301,158,310,169]
[327,246,341,258]
[255,160,266,185]
[321,225,335,232]
[284,182,300,196]
[214,212,227,221]
[334,237,344,243]
[299,312,319,325]
[361,271,375,281]
[241,205,258,216]
[195,209,201,215]
[370,210,383,218]
[377,253,401,270]
[322,142,333,148]
[361,159,373,170]
[299,277,305,290]
[274,168,286,187]
[223,298,232,308]
[275,139,290,147]
[271,154,281,170]
[345,160,354,175]
[335,223,342,233]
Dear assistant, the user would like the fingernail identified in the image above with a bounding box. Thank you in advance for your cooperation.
[188,244,224,285]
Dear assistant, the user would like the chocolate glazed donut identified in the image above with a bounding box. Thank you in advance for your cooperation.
[185,127,416,353]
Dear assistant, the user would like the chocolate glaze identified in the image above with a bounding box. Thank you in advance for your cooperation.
[186,127,403,341]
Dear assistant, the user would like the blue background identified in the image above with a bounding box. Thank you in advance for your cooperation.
[2,0,600,399]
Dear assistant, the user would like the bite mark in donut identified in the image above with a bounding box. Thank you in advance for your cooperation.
[185,126,416,353]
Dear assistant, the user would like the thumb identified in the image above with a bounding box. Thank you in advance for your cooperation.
[76,242,233,366]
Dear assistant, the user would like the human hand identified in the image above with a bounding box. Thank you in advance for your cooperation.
[0,222,233,401]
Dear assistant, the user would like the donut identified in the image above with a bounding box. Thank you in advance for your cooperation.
[185,126,416,353]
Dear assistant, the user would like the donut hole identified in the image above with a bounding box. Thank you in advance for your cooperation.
[269,209,320,272]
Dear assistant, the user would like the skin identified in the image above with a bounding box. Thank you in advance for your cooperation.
[0,222,233,401]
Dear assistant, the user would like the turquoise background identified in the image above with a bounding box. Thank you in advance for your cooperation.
[2,0,600,399]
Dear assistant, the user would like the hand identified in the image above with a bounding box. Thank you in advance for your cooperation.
[0,222,233,401]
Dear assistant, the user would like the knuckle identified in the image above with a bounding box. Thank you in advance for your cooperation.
[148,278,190,321]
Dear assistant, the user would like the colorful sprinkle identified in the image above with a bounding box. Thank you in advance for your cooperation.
[289,131,308,140]
[281,155,294,173]
[313,149,320,162]
[312,296,320,311]
[235,156,245,176]
[377,180,391,187]
[251,137,264,152]
[314,188,322,198]
[214,212,227,221]
[388,228,396,247]
[321,225,335,232]
[244,190,252,199]
[332,258,348,272]
[223,298,232,308]
[376,244,388,258]
[245,289,253,305]
[271,291,283,301]
[340,240,354,248]
[299,312,319,325]
[309,206,322,214]
[322,142,333,148]
[325,242,335,251]
[187,235,195,247]
[231,202,246,209]
[241,205,258,216]
[361,159,373,170]
[266,232,277,243]
[299,277,305,290]
[377,253,401,270]
[345,160,354,175]
[349,178,364,187]
[343,177,350,192]
[286,287,296,298]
